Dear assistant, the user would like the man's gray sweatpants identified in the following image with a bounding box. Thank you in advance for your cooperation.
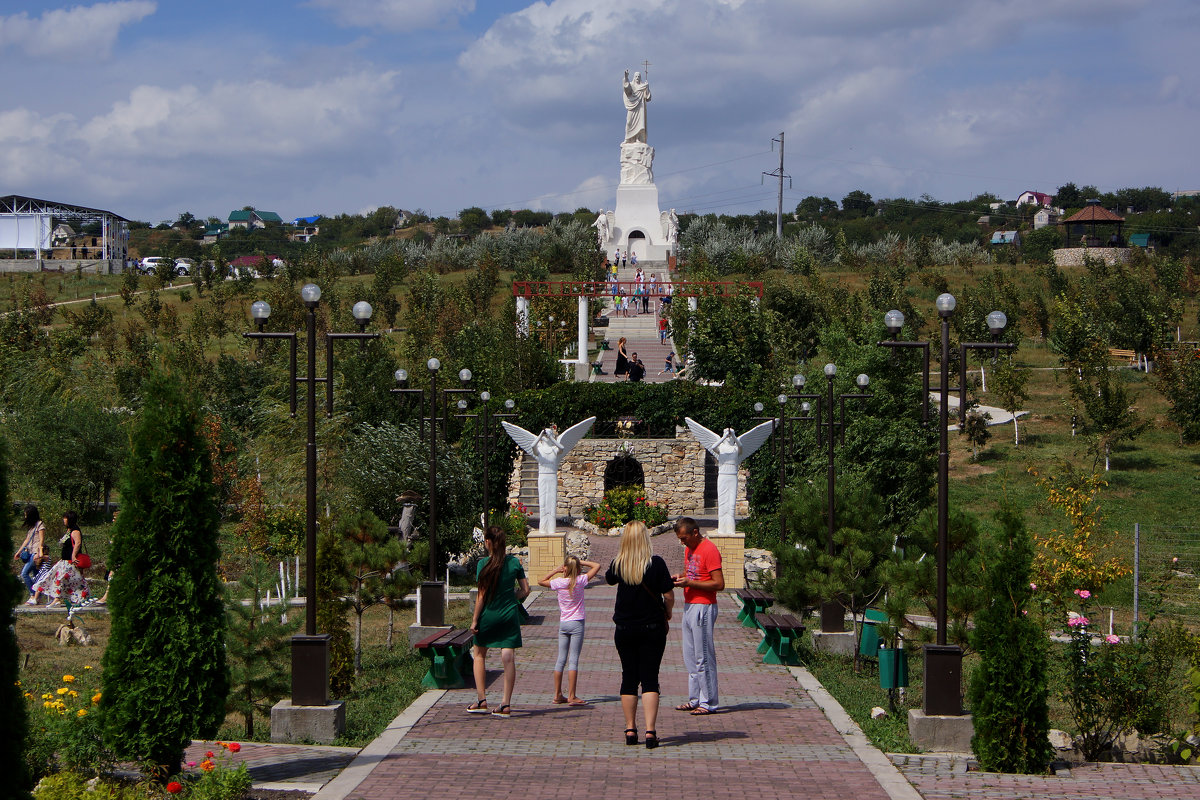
[682,602,718,710]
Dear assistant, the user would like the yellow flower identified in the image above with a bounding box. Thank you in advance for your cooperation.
[24,692,33,701]
[43,701,53,708]
[57,687,69,695]
[83,665,92,670]
[77,709,87,717]
[42,693,51,700]
[92,693,102,704]
[67,690,78,698]
[62,675,75,683]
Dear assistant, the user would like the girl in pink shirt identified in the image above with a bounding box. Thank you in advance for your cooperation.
[539,556,601,705]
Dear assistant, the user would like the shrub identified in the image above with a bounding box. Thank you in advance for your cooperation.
[582,486,667,528]
[968,510,1053,773]
[102,370,228,772]
[488,503,529,546]
[24,668,113,781]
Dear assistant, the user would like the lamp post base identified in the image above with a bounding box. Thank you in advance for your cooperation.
[291,634,332,707]
[270,698,346,744]
[923,643,964,716]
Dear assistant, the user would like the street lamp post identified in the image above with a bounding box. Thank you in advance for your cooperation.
[245,284,378,706]
[817,365,872,633]
[879,293,1012,715]
[392,362,474,626]
[455,392,517,532]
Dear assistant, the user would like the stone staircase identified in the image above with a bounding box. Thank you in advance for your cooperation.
[517,455,539,521]
[593,259,678,383]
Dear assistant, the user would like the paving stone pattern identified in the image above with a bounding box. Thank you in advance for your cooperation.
[890,753,1200,800]
[344,531,892,799]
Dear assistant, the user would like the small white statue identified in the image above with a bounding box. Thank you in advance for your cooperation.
[593,210,611,247]
[660,208,679,244]
[684,418,777,534]
[502,417,597,534]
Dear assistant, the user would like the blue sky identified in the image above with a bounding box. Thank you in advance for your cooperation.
[1,1,1196,224]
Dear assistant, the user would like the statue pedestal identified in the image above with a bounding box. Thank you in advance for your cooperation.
[526,531,566,584]
[610,183,670,261]
[708,530,746,590]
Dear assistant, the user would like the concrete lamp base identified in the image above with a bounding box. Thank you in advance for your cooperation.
[270,699,346,744]
[810,630,856,656]
[908,709,974,753]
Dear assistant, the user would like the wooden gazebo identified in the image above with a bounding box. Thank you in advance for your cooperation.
[1061,199,1125,247]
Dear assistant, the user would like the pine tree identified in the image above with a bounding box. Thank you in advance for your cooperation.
[225,558,300,737]
[0,436,34,800]
[968,509,1053,773]
[335,511,412,674]
[101,370,228,773]
[316,527,355,697]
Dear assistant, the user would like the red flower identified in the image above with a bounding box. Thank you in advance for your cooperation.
[166,782,183,794]
[205,751,214,758]
[228,742,241,753]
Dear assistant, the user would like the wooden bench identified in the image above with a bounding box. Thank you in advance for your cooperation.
[733,588,775,629]
[757,613,806,666]
[414,627,475,689]
[1108,348,1137,366]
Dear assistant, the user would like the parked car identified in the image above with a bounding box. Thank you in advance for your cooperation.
[174,258,195,276]
[139,256,170,274]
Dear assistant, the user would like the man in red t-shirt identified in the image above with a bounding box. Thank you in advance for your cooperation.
[672,517,724,714]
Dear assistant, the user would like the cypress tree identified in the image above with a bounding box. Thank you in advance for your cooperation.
[101,370,228,773]
[316,527,355,697]
[1,435,34,800]
[968,509,1053,773]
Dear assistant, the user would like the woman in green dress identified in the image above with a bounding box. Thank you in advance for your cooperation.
[468,526,530,718]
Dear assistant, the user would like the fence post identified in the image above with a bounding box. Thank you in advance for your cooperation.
[1132,522,1140,643]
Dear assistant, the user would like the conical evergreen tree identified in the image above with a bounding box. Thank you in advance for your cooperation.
[0,436,34,800]
[968,509,1053,773]
[226,558,300,737]
[101,370,228,773]
[316,527,355,697]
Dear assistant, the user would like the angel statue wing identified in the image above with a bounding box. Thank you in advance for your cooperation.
[554,416,597,454]
[684,417,722,454]
[660,210,671,240]
[501,421,539,457]
[736,419,777,459]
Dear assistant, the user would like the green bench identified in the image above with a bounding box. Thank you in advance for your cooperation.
[414,627,475,689]
[734,588,775,629]
[757,613,806,666]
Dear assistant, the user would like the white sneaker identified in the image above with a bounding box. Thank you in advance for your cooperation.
[24,597,38,605]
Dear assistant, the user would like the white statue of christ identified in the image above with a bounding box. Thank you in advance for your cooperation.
[684,418,777,535]
[623,70,650,144]
[502,417,596,534]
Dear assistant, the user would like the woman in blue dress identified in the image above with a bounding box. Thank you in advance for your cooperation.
[468,526,530,718]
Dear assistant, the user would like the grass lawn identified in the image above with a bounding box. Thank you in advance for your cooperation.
[16,596,477,749]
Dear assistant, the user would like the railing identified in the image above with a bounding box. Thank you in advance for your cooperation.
[512,280,763,299]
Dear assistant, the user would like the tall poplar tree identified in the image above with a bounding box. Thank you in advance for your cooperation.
[101,370,228,773]
[0,435,34,800]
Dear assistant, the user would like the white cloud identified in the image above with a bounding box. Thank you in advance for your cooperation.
[306,0,474,32]
[0,1,155,58]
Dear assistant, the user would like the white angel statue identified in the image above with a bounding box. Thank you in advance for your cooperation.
[684,417,777,534]
[502,417,597,534]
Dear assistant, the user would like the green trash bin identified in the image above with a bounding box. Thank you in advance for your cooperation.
[878,647,909,689]
[859,609,886,659]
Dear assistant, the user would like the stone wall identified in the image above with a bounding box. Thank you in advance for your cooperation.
[0,259,121,274]
[1052,248,1131,267]
[506,427,750,518]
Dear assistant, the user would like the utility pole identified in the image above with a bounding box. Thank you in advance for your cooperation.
[762,132,791,237]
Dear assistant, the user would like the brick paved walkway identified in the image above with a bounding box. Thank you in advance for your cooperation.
[228,529,1200,800]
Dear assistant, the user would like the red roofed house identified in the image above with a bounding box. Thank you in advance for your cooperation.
[1016,190,1054,207]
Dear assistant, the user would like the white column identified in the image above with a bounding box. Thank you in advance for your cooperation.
[516,296,530,336]
[577,296,589,363]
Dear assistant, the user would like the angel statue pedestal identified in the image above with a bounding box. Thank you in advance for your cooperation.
[502,417,597,582]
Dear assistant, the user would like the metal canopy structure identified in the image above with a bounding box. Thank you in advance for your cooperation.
[1,193,130,264]
[512,280,763,299]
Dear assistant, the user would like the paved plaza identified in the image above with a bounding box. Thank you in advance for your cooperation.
[185,531,1199,800]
